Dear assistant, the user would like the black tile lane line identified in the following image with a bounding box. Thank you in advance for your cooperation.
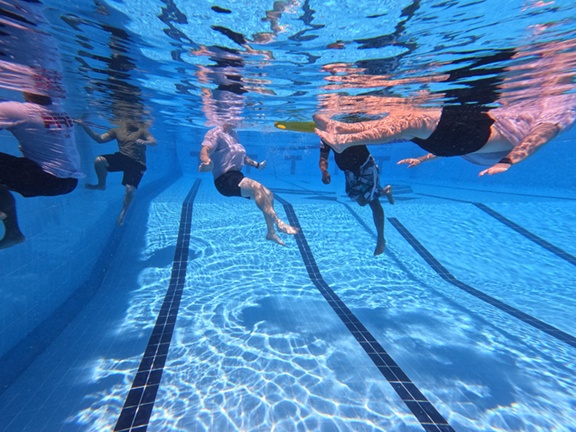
[409,181,576,201]
[114,179,200,432]
[473,203,576,267]
[388,217,576,349]
[416,193,576,267]
[274,196,455,432]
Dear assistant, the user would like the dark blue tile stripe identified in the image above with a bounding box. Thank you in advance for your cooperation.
[275,196,454,432]
[0,174,177,396]
[416,194,576,267]
[473,203,576,267]
[389,217,576,349]
[410,182,576,201]
[114,179,201,432]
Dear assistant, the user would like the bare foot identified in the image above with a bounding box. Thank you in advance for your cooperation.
[266,232,286,246]
[276,220,299,235]
[374,238,386,256]
[0,232,26,250]
[86,184,106,190]
[383,185,394,205]
[117,212,126,226]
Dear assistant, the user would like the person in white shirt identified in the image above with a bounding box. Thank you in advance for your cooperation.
[0,92,84,249]
[199,122,299,246]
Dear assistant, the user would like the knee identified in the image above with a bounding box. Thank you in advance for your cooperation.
[262,186,273,201]
[94,156,108,167]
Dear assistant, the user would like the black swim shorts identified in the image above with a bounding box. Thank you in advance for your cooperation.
[214,169,245,197]
[0,152,78,197]
[412,106,495,157]
[102,152,147,188]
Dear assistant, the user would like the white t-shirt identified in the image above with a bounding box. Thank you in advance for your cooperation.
[201,126,246,179]
[0,101,84,179]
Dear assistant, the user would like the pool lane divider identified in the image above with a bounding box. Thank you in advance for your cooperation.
[275,195,455,432]
[389,217,576,349]
[114,179,201,432]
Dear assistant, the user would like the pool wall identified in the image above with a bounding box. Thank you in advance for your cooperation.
[0,126,182,363]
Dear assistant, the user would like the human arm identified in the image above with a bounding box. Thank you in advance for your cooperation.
[244,156,267,170]
[479,122,559,176]
[397,153,438,168]
[319,142,331,184]
[74,119,115,143]
[136,131,157,147]
[198,145,214,172]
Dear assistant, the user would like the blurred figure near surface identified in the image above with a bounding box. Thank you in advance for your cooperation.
[0,92,84,249]
[198,122,299,246]
[315,40,576,176]
[0,0,84,249]
[75,117,156,225]
[0,0,67,100]
[319,138,394,256]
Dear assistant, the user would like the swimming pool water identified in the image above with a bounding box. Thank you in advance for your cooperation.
[1,0,576,430]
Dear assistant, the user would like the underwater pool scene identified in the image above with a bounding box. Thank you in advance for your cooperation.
[1,1,575,431]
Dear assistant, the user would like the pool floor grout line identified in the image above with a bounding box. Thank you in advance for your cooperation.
[275,194,455,432]
[114,179,201,432]
[388,217,576,349]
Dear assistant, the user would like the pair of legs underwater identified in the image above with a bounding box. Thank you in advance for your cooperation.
[362,185,394,256]
[238,177,299,246]
[85,155,135,226]
[314,110,441,152]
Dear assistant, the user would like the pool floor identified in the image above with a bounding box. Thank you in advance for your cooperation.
[0,176,574,432]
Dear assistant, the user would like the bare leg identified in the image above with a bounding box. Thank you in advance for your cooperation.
[315,109,441,153]
[117,184,136,226]
[369,198,385,256]
[86,156,108,190]
[239,177,299,245]
[0,188,25,249]
[314,114,380,134]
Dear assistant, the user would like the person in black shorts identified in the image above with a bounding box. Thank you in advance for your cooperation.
[0,92,84,249]
[199,123,299,246]
[319,140,394,256]
[75,117,156,225]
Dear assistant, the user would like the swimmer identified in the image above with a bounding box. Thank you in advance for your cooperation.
[0,93,83,249]
[75,117,157,225]
[319,139,394,255]
[198,122,299,246]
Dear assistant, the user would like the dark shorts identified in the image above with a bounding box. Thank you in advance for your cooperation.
[102,152,147,188]
[412,106,495,157]
[0,152,78,197]
[345,156,382,206]
[214,170,245,197]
